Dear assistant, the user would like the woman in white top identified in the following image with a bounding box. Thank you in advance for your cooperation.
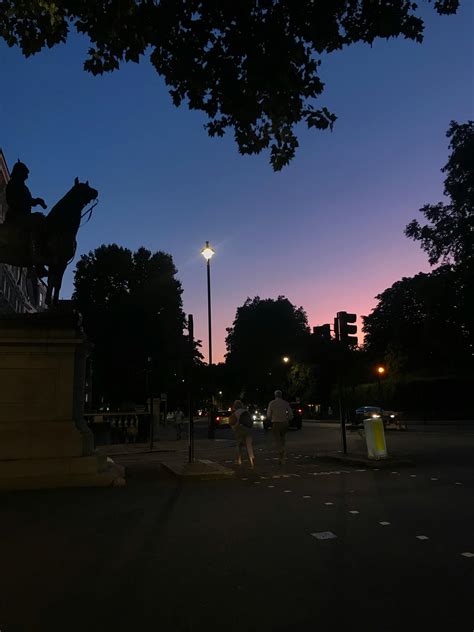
[229,399,255,468]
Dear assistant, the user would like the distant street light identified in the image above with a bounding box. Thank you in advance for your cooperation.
[201,240,215,438]
[282,356,290,364]
[376,365,386,375]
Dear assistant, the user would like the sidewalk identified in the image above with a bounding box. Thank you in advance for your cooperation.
[96,421,474,480]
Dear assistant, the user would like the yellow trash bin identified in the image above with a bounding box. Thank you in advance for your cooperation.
[363,418,388,459]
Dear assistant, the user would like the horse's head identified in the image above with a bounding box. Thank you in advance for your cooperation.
[73,176,98,206]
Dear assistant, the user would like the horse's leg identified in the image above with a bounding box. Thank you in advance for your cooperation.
[45,267,54,306]
[53,264,66,305]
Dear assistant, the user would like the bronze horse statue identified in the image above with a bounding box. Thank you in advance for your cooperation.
[0,176,98,306]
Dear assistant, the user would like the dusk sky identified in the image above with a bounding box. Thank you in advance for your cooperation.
[1,4,472,361]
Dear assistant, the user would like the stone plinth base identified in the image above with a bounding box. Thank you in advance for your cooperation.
[0,456,125,490]
[0,307,125,490]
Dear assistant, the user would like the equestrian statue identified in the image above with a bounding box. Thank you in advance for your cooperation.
[0,160,98,306]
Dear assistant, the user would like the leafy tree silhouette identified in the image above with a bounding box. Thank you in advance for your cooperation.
[0,1,460,169]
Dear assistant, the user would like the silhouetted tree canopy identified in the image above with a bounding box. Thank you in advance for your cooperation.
[225,296,309,399]
[0,0,460,169]
[405,120,474,266]
[73,244,189,406]
[362,267,471,373]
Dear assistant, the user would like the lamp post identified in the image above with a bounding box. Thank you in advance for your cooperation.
[201,241,215,438]
[376,365,386,409]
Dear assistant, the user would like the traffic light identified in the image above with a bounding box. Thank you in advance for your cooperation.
[313,324,331,341]
[336,311,358,346]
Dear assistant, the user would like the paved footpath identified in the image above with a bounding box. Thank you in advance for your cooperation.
[0,425,472,632]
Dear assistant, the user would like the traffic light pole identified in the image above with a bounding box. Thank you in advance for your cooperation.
[338,377,348,454]
[334,314,348,454]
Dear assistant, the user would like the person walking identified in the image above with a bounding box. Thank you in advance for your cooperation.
[266,390,293,464]
[229,400,255,468]
[174,406,185,440]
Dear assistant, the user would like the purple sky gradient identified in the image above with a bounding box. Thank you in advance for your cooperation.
[0,4,472,361]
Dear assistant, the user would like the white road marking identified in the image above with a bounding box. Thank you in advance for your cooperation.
[410,475,417,478]
[311,532,337,540]
[254,482,261,485]
[242,478,248,481]
[267,485,275,489]
[461,552,474,558]
[349,510,360,514]
[430,477,438,481]
[379,522,391,526]
[324,502,334,506]
[309,470,351,477]
[455,482,463,485]
[356,469,366,472]
[391,472,399,474]
[416,535,429,540]
[303,495,311,499]
[283,490,292,493]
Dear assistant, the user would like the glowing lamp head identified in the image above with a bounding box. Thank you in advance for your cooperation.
[201,241,215,261]
[282,356,290,364]
[377,366,386,375]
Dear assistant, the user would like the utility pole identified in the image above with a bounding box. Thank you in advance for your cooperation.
[147,356,155,451]
[188,314,195,463]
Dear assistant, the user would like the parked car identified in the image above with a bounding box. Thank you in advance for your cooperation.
[215,409,231,427]
[355,406,399,425]
[290,402,304,430]
[263,402,304,431]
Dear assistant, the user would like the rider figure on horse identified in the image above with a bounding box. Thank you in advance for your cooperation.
[5,160,48,275]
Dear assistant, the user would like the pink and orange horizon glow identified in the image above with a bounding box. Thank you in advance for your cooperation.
[0,4,472,364]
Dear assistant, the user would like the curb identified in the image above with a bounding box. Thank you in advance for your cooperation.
[313,452,414,469]
[160,459,236,481]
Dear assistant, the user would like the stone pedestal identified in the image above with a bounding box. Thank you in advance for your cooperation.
[0,308,124,490]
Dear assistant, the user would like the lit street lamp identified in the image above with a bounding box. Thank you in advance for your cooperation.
[282,356,290,364]
[201,240,215,438]
[376,365,387,408]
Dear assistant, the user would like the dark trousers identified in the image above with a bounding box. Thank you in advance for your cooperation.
[272,422,289,459]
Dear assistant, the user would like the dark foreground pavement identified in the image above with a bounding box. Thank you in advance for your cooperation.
[1,425,473,632]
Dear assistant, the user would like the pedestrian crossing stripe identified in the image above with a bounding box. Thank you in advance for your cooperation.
[311,532,337,540]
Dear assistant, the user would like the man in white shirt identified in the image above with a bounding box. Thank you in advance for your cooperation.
[266,390,293,464]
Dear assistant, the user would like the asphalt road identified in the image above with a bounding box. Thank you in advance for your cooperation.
[0,425,473,632]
